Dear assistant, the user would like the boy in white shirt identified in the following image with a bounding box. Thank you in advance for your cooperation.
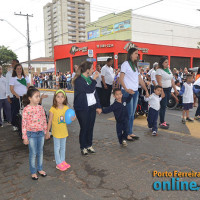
[144,85,165,136]
[179,74,200,124]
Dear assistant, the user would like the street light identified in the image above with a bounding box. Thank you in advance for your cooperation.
[0,19,27,40]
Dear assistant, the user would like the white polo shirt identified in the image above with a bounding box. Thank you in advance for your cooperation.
[0,76,8,99]
[121,61,139,91]
[9,76,30,97]
[144,93,162,111]
[151,70,158,86]
[101,65,114,85]
[6,70,13,98]
[156,68,173,88]
[92,71,102,88]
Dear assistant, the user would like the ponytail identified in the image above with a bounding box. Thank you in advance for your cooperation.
[72,61,93,85]
[22,88,40,107]
[22,94,30,107]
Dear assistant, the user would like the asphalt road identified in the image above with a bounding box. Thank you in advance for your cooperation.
[1,91,200,200]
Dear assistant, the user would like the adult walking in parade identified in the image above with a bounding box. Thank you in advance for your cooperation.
[73,61,102,156]
[5,59,19,124]
[10,64,30,131]
[101,58,114,107]
[120,48,149,141]
[0,66,11,127]
[156,56,178,129]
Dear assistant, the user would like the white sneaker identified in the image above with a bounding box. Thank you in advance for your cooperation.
[13,126,18,131]
[152,131,157,136]
[81,148,88,155]
[87,146,96,153]
[122,140,128,147]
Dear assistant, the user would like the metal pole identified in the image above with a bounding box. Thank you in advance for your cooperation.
[27,15,31,74]
[14,12,33,75]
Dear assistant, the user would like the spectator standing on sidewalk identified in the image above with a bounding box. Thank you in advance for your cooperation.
[48,73,53,89]
[44,74,49,88]
[66,71,72,90]
[72,65,78,79]
[0,66,11,127]
[101,58,114,107]
[10,64,30,131]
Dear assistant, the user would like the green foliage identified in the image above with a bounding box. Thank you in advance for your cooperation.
[0,45,17,66]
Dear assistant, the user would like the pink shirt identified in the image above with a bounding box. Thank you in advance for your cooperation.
[22,105,47,139]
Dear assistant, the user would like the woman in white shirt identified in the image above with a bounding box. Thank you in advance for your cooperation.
[120,48,149,141]
[156,56,178,129]
[10,64,30,131]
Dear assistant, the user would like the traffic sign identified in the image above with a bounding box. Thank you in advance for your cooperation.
[88,49,93,58]
[86,58,96,62]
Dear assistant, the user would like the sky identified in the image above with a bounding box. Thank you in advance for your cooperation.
[0,0,200,63]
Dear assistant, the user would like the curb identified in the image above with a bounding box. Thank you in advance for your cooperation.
[38,89,74,93]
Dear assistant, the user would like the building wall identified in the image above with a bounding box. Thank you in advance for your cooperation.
[132,14,200,49]
[86,10,132,41]
[44,0,90,57]
[22,63,54,74]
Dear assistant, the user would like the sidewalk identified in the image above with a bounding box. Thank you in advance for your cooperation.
[38,88,74,93]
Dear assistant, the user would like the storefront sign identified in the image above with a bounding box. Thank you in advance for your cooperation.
[96,44,114,48]
[124,42,149,53]
[114,19,131,32]
[97,56,112,62]
[87,29,100,40]
[100,25,114,36]
[70,45,88,55]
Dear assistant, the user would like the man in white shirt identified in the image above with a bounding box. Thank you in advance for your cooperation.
[5,59,19,123]
[101,58,114,107]
[92,65,102,106]
[0,66,11,127]
[150,62,158,94]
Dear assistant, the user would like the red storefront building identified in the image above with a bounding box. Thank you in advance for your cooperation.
[54,40,200,72]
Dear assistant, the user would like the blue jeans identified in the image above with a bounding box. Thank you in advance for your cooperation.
[160,87,171,123]
[27,131,44,174]
[0,99,11,125]
[53,137,67,165]
[122,90,139,135]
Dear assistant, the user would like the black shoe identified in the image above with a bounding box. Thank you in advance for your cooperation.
[32,176,38,180]
[186,117,194,122]
[38,171,47,177]
[126,137,134,141]
[130,135,140,140]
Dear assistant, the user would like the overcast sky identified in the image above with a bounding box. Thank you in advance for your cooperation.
[0,0,200,63]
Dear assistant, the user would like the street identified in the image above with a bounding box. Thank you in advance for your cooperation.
[1,91,200,200]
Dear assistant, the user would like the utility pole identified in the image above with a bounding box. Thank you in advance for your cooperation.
[14,12,33,74]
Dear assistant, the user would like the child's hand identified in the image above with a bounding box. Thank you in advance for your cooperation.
[45,132,50,140]
[23,139,29,145]
[161,90,165,98]
[71,115,76,121]
[96,108,102,115]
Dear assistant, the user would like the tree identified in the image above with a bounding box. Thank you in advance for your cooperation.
[197,42,200,49]
[0,45,17,66]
